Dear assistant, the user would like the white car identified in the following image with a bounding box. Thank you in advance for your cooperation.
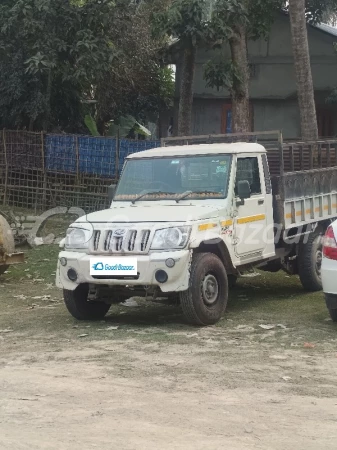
[322,220,337,322]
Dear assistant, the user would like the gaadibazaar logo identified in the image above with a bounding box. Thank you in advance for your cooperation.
[90,258,138,276]
[92,262,135,271]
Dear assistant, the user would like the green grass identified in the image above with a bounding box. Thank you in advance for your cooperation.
[1,245,336,354]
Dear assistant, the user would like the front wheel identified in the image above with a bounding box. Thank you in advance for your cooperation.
[64,284,111,320]
[180,253,228,326]
[298,230,324,292]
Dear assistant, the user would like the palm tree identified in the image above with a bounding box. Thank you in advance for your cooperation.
[288,0,318,140]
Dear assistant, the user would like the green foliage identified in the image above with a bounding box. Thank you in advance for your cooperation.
[158,67,176,109]
[0,0,174,133]
[152,0,209,46]
[84,115,100,137]
[85,114,152,138]
[202,0,282,96]
[208,0,283,43]
[0,0,116,131]
[204,59,242,93]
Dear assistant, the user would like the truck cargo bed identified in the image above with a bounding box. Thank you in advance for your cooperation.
[162,132,337,231]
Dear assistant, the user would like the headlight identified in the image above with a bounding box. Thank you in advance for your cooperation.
[151,226,191,250]
[65,227,92,250]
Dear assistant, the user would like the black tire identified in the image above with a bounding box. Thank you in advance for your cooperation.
[298,230,324,292]
[0,265,9,276]
[64,284,111,320]
[180,253,228,326]
[329,309,337,322]
[228,275,238,288]
[167,293,181,305]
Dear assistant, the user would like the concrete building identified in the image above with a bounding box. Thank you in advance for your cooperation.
[169,13,337,139]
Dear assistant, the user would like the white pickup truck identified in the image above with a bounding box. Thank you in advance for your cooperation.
[56,132,337,325]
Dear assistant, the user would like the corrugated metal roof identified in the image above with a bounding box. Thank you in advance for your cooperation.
[314,23,337,37]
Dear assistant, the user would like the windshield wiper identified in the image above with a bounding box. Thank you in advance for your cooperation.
[176,190,222,203]
[132,190,175,204]
[176,191,193,203]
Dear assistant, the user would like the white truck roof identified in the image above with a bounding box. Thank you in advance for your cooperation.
[126,142,267,159]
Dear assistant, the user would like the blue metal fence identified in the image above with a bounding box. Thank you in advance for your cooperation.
[45,135,161,177]
[1,129,162,211]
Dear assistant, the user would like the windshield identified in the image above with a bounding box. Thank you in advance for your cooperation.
[114,155,232,202]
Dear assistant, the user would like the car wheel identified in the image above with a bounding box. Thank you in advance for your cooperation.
[180,253,228,326]
[64,284,111,320]
[298,230,324,292]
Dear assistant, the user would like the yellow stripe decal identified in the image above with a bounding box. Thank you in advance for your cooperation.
[198,223,217,231]
[286,205,337,221]
[237,214,266,224]
[221,220,233,227]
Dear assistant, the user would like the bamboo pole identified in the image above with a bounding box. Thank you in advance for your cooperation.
[2,129,8,206]
[41,131,47,211]
[75,135,80,207]
[115,129,120,180]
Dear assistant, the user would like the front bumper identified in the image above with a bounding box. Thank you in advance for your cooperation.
[56,249,191,292]
[322,257,337,295]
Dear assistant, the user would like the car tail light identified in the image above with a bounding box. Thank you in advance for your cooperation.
[323,226,337,260]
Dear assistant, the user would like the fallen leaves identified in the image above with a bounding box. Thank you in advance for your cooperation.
[304,342,315,349]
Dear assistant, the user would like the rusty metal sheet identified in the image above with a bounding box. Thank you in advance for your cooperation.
[0,252,25,266]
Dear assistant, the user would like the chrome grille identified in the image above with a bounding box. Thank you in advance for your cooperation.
[128,230,137,251]
[141,230,150,252]
[94,228,151,254]
[93,231,101,251]
[104,231,112,251]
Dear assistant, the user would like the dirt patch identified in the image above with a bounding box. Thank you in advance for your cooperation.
[1,247,337,449]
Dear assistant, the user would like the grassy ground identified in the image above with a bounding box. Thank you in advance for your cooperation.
[1,244,335,350]
[1,245,337,450]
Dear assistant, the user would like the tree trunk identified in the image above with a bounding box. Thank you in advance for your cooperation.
[178,44,196,136]
[229,25,251,133]
[289,0,318,140]
[43,69,53,132]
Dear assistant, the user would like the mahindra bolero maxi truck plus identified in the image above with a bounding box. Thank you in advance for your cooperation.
[56,134,337,325]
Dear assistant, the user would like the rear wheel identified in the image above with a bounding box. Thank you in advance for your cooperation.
[298,230,324,292]
[180,253,228,326]
[64,284,111,320]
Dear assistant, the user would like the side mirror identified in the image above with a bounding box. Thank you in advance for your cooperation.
[108,184,117,203]
[237,180,251,206]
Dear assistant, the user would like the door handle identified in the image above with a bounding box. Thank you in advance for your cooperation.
[258,199,264,205]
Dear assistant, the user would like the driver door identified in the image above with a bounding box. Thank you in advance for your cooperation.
[233,156,267,257]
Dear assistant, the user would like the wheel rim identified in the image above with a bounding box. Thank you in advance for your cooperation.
[314,236,323,279]
[201,274,219,306]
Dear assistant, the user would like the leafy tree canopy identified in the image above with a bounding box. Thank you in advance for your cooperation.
[0,0,174,133]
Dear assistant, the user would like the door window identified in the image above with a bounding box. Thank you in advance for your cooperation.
[235,157,261,195]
